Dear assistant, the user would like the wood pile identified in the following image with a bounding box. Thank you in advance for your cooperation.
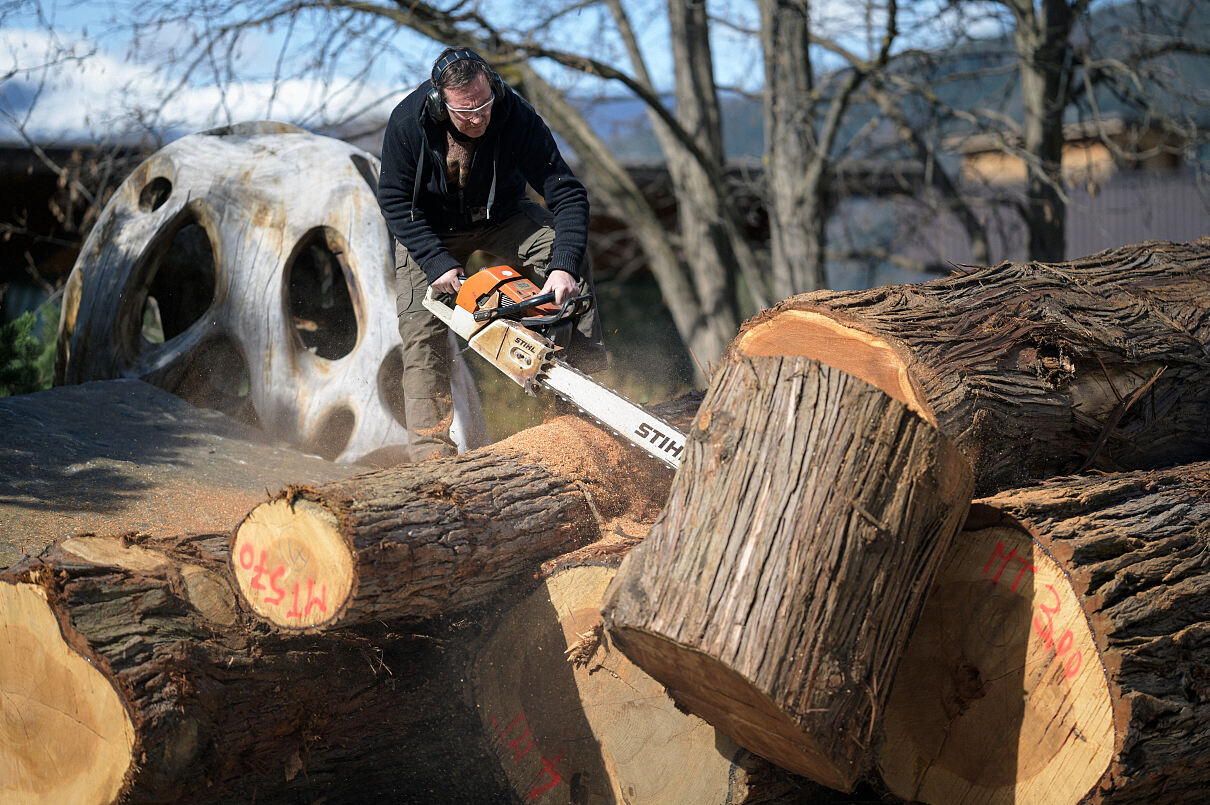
[5,239,1210,804]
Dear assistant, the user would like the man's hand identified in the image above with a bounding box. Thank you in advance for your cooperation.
[431,268,463,296]
[541,269,579,306]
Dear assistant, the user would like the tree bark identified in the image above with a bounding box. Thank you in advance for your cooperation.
[230,413,678,630]
[0,533,512,804]
[601,356,973,792]
[732,238,1210,495]
[878,462,1210,804]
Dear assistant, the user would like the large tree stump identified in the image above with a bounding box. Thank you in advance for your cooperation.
[231,413,677,630]
[878,463,1210,804]
[0,532,517,804]
[732,238,1210,494]
[601,356,973,792]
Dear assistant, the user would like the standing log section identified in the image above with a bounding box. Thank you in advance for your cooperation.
[602,356,973,792]
[733,238,1210,494]
[231,413,676,630]
[878,463,1210,804]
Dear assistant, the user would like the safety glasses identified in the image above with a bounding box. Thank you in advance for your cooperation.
[448,92,495,120]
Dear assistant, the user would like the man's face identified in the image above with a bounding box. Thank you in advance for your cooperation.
[444,74,494,139]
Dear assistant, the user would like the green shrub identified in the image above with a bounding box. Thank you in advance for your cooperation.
[0,306,57,398]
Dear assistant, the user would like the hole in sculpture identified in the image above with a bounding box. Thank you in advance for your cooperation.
[139,214,216,347]
[170,334,261,429]
[377,346,408,429]
[287,228,358,360]
[350,154,378,196]
[310,407,355,461]
[138,176,172,212]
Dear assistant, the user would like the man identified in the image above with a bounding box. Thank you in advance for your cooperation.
[378,47,606,461]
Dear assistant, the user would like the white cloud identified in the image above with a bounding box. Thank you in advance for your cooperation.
[0,28,401,145]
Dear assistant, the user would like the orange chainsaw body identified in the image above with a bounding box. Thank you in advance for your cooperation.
[455,265,560,318]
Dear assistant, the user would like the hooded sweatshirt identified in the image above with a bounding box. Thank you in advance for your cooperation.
[377,79,590,284]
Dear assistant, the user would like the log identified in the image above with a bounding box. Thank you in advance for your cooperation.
[230,412,678,630]
[732,238,1210,494]
[877,462,1210,804]
[473,559,808,804]
[601,356,973,792]
[0,532,515,804]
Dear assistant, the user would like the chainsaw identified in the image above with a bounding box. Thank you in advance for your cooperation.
[423,265,687,469]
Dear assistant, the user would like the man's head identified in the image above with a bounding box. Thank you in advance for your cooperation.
[430,48,497,139]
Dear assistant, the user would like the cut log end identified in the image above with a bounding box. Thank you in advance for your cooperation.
[606,625,856,792]
[472,565,751,804]
[734,308,932,425]
[877,526,1114,804]
[231,497,354,629]
[0,581,135,805]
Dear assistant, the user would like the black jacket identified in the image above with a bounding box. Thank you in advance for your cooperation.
[377,79,590,283]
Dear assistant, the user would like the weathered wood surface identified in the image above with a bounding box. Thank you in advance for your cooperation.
[734,238,1210,494]
[230,408,684,630]
[602,356,973,792]
[0,379,352,566]
[878,463,1210,804]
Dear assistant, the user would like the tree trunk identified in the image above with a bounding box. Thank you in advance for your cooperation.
[514,64,725,384]
[732,238,1210,495]
[231,413,678,630]
[878,462,1210,804]
[601,356,973,792]
[761,0,827,298]
[0,533,512,804]
[1010,0,1078,262]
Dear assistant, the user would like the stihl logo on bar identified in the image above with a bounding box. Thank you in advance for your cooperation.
[511,336,537,354]
[634,422,684,459]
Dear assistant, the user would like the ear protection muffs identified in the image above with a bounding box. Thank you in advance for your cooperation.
[425,48,507,123]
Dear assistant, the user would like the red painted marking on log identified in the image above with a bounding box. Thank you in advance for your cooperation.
[983,546,1084,682]
[249,550,270,591]
[238,543,255,570]
[494,713,525,742]
[1030,583,1083,680]
[1033,584,1061,648]
[508,727,535,764]
[286,582,304,619]
[983,541,1018,584]
[264,565,286,606]
[304,579,327,616]
[527,749,566,800]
